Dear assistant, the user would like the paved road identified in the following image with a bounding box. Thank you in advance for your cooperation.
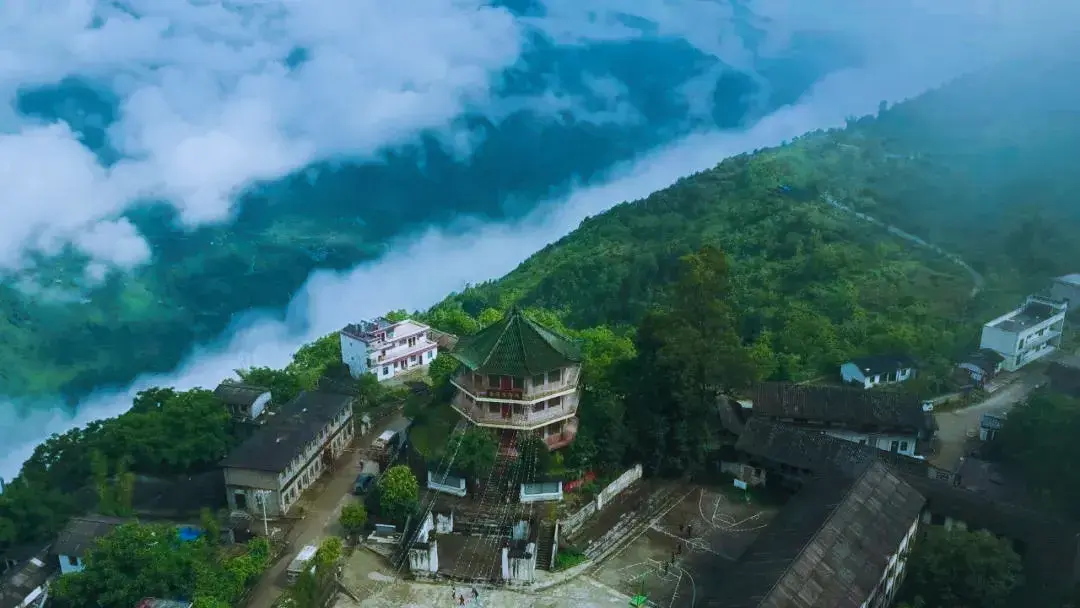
[246,410,407,608]
[931,378,1039,470]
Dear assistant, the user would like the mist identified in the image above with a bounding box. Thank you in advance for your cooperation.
[1,0,1076,479]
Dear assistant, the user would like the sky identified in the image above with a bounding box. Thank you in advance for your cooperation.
[0,0,1076,478]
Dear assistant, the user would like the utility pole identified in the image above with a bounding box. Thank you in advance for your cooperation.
[255,490,271,538]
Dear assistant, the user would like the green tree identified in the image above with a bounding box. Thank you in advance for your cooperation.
[237,366,303,404]
[624,247,756,475]
[200,508,221,545]
[995,392,1080,517]
[339,502,368,541]
[423,303,480,336]
[427,353,460,390]
[901,526,1022,608]
[454,428,498,479]
[287,332,344,389]
[477,307,503,328]
[378,465,419,524]
[385,309,410,323]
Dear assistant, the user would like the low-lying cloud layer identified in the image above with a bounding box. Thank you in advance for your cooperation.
[1,0,1077,477]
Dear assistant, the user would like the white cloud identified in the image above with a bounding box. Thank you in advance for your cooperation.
[1,0,1077,477]
[0,53,955,480]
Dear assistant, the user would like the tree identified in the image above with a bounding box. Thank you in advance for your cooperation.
[427,353,460,391]
[454,428,498,479]
[423,303,480,336]
[624,247,756,475]
[200,508,221,545]
[378,465,419,524]
[237,366,303,404]
[478,307,503,328]
[287,332,344,389]
[901,526,1022,608]
[339,502,368,541]
[995,392,1080,517]
[385,309,410,323]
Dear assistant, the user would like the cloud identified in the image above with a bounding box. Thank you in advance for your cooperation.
[0,52,958,480]
[1,0,1076,476]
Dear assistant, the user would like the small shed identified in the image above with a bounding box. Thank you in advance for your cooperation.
[840,355,917,389]
[958,349,1006,387]
[213,382,271,421]
[979,412,1007,441]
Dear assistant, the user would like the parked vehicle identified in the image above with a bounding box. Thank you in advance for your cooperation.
[286,545,318,585]
[353,473,376,495]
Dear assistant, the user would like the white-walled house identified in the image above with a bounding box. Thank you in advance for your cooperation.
[840,355,916,389]
[980,295,1068,372]
[742,383,935,457]
[340,318,438,382]
[221,391,353,518]
[54,515,126,575]
[1051,274,1080,314]
[213,382,271,422]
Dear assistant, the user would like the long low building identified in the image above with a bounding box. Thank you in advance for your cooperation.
[221,391,354,518]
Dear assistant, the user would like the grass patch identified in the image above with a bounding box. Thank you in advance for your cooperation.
[555,548,588,571]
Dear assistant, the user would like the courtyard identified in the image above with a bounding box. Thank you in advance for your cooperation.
[590,485,779,607]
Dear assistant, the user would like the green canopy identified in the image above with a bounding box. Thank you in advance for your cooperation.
[450,309,582,377]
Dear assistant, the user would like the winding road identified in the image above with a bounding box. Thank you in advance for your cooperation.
[821,194,985,297]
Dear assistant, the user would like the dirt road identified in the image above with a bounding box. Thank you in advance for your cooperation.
[931,380,1037,470]
[246,410,407,608]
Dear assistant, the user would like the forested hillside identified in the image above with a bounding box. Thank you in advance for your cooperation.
[430,56,1080,383]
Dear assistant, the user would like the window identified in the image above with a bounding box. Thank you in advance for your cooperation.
[900,441,909,452]
[427,351,433,360]
[488,375,500,387]
[512,376,524,389]
[488,403,500,414]
[890,440,900,453]
[532,374,545,387]
[549,368,562,383]
[549,395,562,408]
[533,402,545,413]
[67,555,79,566]
[382,366,389,375]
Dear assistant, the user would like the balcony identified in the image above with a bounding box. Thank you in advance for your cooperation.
[544,417,578,450]
[450,367,580,403]
[451,392,578,430]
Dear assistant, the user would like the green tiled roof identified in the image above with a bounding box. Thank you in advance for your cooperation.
[450,309,582,376]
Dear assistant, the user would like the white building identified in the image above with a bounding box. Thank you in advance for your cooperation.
[340,318,438,381]
[221,391,354,518]
[840,355,917,389]
[1051,274,1080,314]
[980,295,1067,372]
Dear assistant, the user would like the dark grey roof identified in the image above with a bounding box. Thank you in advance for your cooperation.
[960,349,1006,374]
[708,462,925,608]
[213,382,270,407]
[219,391,353,473]
[53,515,127,557]
[847,354,916,376]
[748,382,931,432]
[736,420,1080,604]
[735,418,931,479]
[0,545,56,608]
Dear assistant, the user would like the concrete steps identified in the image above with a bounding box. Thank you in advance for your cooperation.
[581,483,688,562]
[536,520,556,570]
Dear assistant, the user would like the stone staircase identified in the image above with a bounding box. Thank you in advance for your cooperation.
[581,482,689,561]
[536,520,556,570]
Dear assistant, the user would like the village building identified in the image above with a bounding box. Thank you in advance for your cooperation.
[738,382,935,457]
[213,381,271,422]
[54,515,126,574]
[340,318,439,382]
[220,391,353,518]
[448,309,583,451]
[732,419,1080,604]
[839,354,917,389]
[708,461,925,608]
[980,295,1067,371]
[0,545,55,608]
[1050,274,1080,313]
[957,348,1006,388]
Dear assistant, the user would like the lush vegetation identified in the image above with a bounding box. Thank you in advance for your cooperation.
[899,526,1023,608]
[50,522,271,608]
[993,392,1080,518]
[0,332,356,560]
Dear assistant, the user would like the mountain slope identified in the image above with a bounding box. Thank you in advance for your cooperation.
[437,57,1080,381]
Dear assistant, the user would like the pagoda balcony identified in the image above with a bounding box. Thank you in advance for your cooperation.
[543,417,578,451]
[451,391,579,431]
[449,366,580,404]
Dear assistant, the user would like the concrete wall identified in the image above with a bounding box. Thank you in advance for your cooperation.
[1051,279,1080,312]
[502,543,537,583]
[250,392,271,419]
[596,464,643,510]
[520,481,563,503]
[224,468,283,518]
[862,515,920,608]
[823,429,918,457]
[427,471,467,497]
[409,541,438,576]
[59,554,85,575]
[340,332,371,378]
